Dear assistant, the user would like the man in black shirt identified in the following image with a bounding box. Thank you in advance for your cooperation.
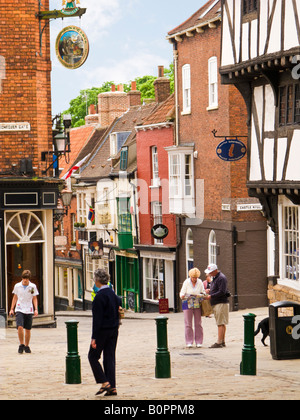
[88,269,122,396]
[204,264,229,348]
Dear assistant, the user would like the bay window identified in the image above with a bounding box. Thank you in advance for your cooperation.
[166,145,195,216]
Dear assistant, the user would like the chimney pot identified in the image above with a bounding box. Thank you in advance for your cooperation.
[131,81,137,91]
[158,65,164,77]
[111,84,116,92]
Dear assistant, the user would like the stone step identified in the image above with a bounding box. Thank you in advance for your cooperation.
[8,314,56,329]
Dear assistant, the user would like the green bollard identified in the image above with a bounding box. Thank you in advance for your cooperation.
[65,320,81,384]
[155,316,171,379]
[240,313,257,376]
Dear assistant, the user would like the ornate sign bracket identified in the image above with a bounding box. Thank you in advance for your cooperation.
[36,0,87,56]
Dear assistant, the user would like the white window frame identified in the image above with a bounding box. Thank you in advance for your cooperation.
[279,202,299,283]
[166,145,195,216]
[110,133,117,157]
[208,230,217,265]
[182,64,191,114]
[208,56,218,109]
[169,153,181,197]
[144,257,165,302]
[151,146,160,187]
[152,201,163,245]
[186,228,194,276]
[77,192,87,226]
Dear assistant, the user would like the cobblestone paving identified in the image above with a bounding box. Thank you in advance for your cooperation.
[1,307,300,400]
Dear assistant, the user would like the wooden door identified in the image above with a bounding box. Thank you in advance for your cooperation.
[7,243,43,313]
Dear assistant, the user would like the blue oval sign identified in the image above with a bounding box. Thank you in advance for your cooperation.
[216,139,247,162]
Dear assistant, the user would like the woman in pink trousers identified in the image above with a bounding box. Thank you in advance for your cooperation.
[180,268,206,348]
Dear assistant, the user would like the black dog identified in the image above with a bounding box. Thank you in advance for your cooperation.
[254,317,269,346]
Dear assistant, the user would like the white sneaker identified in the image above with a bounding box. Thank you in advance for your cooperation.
[196,344,202,348]
[186,344,193,348]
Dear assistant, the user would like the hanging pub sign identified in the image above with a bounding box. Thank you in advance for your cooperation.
[216,138,247,162]
[61,0,81,15]
[151,224,169,240]
[55,25,89,70]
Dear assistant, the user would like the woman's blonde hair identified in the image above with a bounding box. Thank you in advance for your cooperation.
[189,267,201,278]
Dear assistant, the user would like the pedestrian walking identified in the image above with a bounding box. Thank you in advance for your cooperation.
[204,264,229,348]
[88,269,122,397]
[179,267,206,348]
[9,270,39,354]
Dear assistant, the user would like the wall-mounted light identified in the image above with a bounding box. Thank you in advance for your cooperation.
[42,114,72,177]
[54,186,73,223]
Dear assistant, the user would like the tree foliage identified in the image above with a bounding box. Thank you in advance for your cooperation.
[63,64,174,128]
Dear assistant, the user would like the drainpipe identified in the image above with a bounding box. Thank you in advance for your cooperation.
[174,217,183,313]
[130,177,143,313]
[173,41,179,147]
[232,226,239,311]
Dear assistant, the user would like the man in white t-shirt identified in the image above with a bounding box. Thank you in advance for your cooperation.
[9,270,39,354]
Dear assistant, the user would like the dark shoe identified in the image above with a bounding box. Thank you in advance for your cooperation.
[222,342,226,347]
[209,342,223,348]
[18,344,25,354]
[95,384,112,396]
[24,346,31,353]
[105,388,117,396]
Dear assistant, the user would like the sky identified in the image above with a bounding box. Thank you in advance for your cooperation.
[49,0,207,116]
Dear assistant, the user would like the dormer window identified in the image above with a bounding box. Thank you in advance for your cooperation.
[243,0,257,15]
[110,132,131,157]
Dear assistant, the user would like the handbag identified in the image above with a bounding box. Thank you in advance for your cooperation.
[201,299,213,317]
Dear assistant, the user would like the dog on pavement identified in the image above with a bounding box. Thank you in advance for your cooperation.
[254,317,269,346]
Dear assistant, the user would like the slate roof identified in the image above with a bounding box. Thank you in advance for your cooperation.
[167,0,221,37]
[79,103,158,180]
[141,94,175,126]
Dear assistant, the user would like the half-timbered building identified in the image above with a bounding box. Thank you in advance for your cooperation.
[220,0,300,301]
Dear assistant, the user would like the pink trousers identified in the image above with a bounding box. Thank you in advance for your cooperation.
[183,308,203,345]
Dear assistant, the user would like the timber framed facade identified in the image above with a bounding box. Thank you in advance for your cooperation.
[220,0,300,295]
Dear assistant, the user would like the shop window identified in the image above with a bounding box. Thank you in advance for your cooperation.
[144,258,164,302]
[283,206,299,281]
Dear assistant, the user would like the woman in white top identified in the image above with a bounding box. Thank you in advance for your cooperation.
[180,267,206,348]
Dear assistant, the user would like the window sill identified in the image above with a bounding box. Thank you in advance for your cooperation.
[181,110,191,116]
[206,105,219,111]
[278,279,300,291]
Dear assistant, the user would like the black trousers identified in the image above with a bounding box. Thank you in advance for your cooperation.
[88,327,119,388]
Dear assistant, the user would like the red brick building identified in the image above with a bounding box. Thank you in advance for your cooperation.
[136,77,177,311]
[0,0,60,324]
[167,0,267,310]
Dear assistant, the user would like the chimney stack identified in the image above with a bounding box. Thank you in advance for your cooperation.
[154,66,170,103]
[127,80,141,107]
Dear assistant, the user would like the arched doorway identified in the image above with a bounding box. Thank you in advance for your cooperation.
[5,211,45,313]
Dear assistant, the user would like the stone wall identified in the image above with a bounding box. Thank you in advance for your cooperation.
[268,283,300,316]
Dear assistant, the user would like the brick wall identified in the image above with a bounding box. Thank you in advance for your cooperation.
[0,0,52,177]
[137,126,177,247]
[175,21,264,224]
